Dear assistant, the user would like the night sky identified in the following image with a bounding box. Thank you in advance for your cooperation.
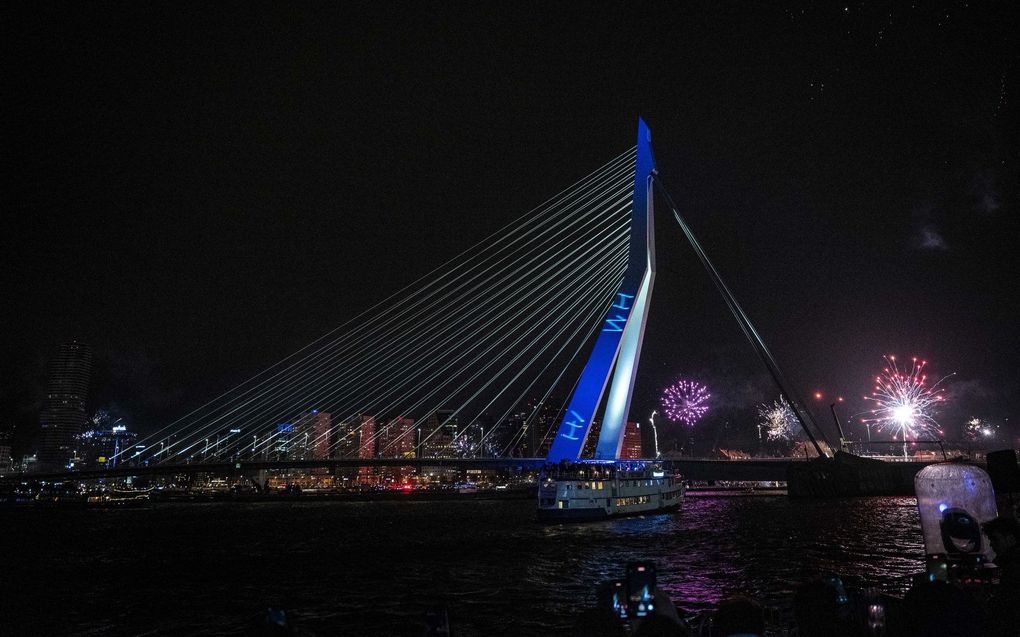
[4,2,1018,452]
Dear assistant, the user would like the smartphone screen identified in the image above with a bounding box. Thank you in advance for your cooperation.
[926,555,949,582]
[626,562,656,618]
[597,579,629,621]
[611,579,629,621]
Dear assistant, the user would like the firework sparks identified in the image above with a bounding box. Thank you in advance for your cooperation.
[661,379,711,426]
[758,396,797,441]
[964,417,999,442]
[862,355,952,443]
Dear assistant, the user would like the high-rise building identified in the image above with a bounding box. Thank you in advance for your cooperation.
[271,422,294,461]
[38,341,92,470]
[356,415,376,483]
[356,415,376,459]
[0,426,13,472]
[422,409,458,457]
[582,418,602,458]
[620,420,644,459]
[378,416,415,458]
[378,416,415,483]
[77,423,138,468]
[292,410,332,460]
[312,411,331,460]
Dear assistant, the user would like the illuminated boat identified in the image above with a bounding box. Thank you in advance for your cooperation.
[537,462,684,521]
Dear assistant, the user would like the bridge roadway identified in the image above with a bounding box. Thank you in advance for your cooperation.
[0,456,843,484]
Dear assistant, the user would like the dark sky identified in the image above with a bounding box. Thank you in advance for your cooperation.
[4,2,1018,450]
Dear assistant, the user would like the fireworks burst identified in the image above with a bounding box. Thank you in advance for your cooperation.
[964,417,999,442]
[661,379,711,426]
[862,355,952,442]
[758,396,797,441]
[450,427,499,458]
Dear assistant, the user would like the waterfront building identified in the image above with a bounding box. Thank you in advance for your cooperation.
[356,415,375,458]
[291,410,331,460]
[357,415,376,483]
[378,416,415,482]
[212,427,243,460]
[311,411,331,460]
[271,422,293,461]
[505,410,530,456]
[620,420,644,460]
[582,419,601,457]
[422,409,458,457]
[38,341,93,470]
[77,422,138,468]
[379,416,415,458]
[0,427,12,472]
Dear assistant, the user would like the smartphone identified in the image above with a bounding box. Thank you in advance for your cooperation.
[926,555,949,582]
[626,562,657,618]
[597,579,629,621]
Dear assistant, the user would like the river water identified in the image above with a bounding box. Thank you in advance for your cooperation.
[4,496,924,635]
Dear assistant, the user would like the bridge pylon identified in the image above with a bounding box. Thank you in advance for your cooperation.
[547,118,656,462]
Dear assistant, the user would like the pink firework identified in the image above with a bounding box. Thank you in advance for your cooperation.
[661,379,711,426]
[862,355,952,441]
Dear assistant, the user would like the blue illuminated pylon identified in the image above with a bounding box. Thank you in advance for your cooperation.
[547,118,656,461]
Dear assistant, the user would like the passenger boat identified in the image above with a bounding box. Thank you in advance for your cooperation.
[537,461,684,521]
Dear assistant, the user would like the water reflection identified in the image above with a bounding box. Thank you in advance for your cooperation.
[7,496,924,636]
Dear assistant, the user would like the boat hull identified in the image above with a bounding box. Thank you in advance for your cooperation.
[537,499,681,522]
[787,451,929,497]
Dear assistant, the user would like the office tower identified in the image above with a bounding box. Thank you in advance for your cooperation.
[356,415,375,483]
[356,415,375,459]
[423,409,458,457]
[378,416,415,482]
[84,425,139,468]
[378,416,415,458]
[0,427,12,472]
[292,410,332,460]
[620,421,644,459]
[38,341,92,470]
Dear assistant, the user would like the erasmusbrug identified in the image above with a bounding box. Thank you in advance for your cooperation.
[100,119,829,472]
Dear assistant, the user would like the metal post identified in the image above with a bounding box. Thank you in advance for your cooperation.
[829,403,846,452]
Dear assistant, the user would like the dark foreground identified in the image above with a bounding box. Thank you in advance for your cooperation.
[2,496,923,635]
